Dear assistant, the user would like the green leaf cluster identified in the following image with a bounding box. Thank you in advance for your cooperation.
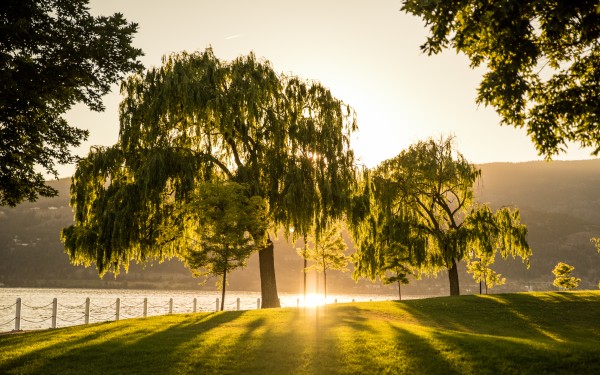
[183,182,267,284]
[402,0,600,157]
[0,0,143,206]
[349,137,532,295]
[302,221,349,275]
[552,261,581,290]
[62,48,357,277]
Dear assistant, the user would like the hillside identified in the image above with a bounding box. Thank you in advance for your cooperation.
[1,159,599,294]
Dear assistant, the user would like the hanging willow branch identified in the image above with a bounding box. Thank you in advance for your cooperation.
[62,48,357,276]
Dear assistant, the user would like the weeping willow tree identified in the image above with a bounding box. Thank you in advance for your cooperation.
[349,169,427,299]
[62,48,357,308]
[350,137,531,296]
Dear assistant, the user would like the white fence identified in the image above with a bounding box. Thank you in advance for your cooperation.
[0,296,264,332]
[0,295,365,332]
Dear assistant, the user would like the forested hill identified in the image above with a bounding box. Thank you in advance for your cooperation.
[476,159,600,288]
[1,159,599,293]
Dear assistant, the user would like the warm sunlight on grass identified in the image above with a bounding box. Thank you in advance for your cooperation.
[1,291,599,374]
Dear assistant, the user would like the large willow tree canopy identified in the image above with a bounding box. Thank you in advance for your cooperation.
[62,48,357,276]
[349,137,531,295]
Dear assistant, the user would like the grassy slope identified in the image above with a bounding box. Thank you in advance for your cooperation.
[1,291,599,374]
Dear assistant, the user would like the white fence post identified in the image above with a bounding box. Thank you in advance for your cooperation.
[51,298,57,329]
[15,298,21,331]
[143,298,147,318]
[116,298,120,321]
[85,298,90,324]
[257,298,260,309]
[215,298,219,312]
[169,298,173,314]
[236,298,240,311]
[297,298,300,308]
[334,299,337,304]
[193,298,197,313]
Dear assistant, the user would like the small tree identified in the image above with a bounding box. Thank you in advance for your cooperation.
[302,222,349,301]
[591,238,600,289]
[592,238,600,253]
[466,252,505,294]
[552,262,580,291]
[183,182,268,311]
[380,255,411,301]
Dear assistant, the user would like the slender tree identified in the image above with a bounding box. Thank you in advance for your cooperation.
[380,256,411,301]
[552,262,581,290]
[183,182,268,311]
[466,253,506,294]
[593,238,600,288]
[302,222,349,301]
[350,137,531,296]
[401,1,600,157]
[62,49,357,308]
[1,0,143,206]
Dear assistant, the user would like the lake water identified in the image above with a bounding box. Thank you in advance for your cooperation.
[0,288,421,332]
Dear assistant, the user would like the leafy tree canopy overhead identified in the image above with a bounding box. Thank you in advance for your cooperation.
[401,0,600,157]
[0,0,143,206]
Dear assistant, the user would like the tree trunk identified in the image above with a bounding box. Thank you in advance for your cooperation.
[323,269,327,303]
[221,270,227,311]
[259,236,280,308]
[303,257,307,303]
[448,258,460,296]
[398,280,402,301]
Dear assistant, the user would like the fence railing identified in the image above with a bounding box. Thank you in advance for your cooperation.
[0,296,268,332]
[0,295,369,333]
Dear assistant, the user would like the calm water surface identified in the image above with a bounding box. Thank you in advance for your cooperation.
[0,288,415,332]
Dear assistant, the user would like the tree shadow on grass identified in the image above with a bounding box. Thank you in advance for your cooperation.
[0,311,243,375]
[0,321,142,374]
[394,292,600,343]
[393,324,600,375]
[223,304,412,374]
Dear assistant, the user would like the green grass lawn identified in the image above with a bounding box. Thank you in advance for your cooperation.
[1,291,599,374]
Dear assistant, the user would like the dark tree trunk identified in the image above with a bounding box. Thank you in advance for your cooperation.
[221,270,227,311]
[259,237,280,308]
[448,258,460,296]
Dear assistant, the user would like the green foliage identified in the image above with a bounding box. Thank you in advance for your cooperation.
[62,49,357,284]
[303,222,349,274]
[349,137,531,295]
[183,182,268,282]
[592,237,600,253]
[0,0,143,206]
[401,0,600,157]
[302,221,349,299]
[466,256,506,294]
[182,182,267,310]
[552,262,581,290]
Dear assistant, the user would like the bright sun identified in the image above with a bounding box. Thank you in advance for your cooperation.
[302,293,326,308]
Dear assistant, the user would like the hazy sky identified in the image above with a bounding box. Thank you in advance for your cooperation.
[61,0,596,178]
